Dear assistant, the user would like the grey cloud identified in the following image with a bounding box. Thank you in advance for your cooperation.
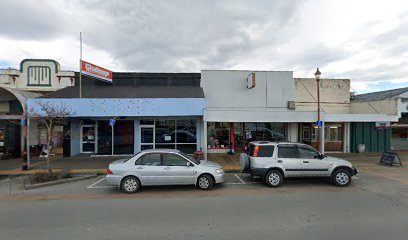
[0,0,65,40]
[332,61,408,83]
[71,0,305,71]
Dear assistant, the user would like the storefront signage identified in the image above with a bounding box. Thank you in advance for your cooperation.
[380,152,403,166]
[81,60,113,83]
[247,73,256,89]
[375,122,390,129]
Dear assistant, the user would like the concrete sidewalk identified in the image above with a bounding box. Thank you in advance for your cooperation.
[0,152,405,176]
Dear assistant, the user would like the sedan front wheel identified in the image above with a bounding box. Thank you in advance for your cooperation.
[197,174,214,190]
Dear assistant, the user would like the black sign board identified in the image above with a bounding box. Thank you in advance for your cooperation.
[379,152,403,166]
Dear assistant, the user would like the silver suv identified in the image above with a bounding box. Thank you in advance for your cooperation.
[106,149,225,193]
[240,141,358,187]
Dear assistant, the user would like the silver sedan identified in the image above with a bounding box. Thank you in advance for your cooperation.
[106,149,225,193]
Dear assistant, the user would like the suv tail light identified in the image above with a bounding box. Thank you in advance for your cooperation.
[253,145,260,157]
[107,169,113,175]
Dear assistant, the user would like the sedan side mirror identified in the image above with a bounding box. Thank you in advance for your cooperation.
[186,162,192,167]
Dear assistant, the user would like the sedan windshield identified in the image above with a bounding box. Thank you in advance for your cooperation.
[180,152,200,165]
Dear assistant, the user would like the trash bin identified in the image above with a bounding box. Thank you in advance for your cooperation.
[194,151,204,160]
[357,144,366,153]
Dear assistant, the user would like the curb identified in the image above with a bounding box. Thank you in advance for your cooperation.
[24,175,98,190]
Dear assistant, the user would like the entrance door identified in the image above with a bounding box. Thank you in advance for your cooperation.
[81,125,95,153]
[140,126,154,151]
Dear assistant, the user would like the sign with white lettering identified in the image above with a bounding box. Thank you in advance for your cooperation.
[380,152,403,166]
[81,60,113,83]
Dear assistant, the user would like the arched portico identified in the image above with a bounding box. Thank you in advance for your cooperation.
[0,87,41,164]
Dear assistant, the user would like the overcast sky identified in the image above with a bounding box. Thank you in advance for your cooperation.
[0,0,407,93]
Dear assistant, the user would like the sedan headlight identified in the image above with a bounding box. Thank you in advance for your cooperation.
[215,168,224,174]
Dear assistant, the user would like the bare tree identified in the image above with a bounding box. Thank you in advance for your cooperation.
[29,100,73,174]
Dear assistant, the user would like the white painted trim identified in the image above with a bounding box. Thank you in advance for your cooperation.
[204,109,316,122]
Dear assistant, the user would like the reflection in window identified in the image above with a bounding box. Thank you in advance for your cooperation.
[139,153,161,166]
[298,146,319,159]
[163,154,188,166]
[208,122,230,149]
[155,120,175,144]
[176,120,197,143]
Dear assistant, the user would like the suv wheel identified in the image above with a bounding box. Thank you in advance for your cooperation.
[265,170,283,188]
[331,169,351,187]
[197,174,214,190]
[121,176,141,193]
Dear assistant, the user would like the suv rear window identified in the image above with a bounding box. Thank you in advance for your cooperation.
[248,144,274,157]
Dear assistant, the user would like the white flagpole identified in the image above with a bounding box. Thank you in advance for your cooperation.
[79,32,82,98]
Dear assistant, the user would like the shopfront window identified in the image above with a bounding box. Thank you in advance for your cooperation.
[323,123,343,141]
[208,122,286,150]
[140,119,197,154]
[300,123,344,151]
[176,120,197,153]
[207,122,230,149]
[97,120,112,155]
[244,123,285,142]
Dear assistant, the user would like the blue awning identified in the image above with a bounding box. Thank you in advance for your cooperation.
[27,98,205,117]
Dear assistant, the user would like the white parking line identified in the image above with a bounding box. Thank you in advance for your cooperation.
[234,174,246,184]
[225,182,262,185]
[87,177,115,189]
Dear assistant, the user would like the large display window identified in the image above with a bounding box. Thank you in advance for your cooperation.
[300,123,344,151]
[207,122,287,150]
[140,119,197,154]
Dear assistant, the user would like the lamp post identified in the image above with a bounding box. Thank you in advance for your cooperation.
[314,68,321,152]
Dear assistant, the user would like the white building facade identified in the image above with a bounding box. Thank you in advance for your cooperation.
[200,70,397,154]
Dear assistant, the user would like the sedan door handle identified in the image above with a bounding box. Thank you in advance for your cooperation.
[277,160,283,163]
[164,167,171,170]
[303,161,309,163]
[136,166,143,169]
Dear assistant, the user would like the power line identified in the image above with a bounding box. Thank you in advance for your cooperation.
[348,80,379,114]
[297,79,326,112]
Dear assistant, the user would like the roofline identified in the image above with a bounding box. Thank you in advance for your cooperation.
[354,86,408,97]
[201,69,293,72]
[20,59,60,73]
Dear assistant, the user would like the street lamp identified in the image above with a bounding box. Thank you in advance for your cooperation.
[314,68,321,152]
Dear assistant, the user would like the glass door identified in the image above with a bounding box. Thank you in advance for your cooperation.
[140,126,154,151]
[81,125,95,153]
[114,120,134,154]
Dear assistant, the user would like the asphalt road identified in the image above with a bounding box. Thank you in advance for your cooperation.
[0,168,408,240]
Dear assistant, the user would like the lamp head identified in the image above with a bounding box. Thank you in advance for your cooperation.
[314,68,321,80]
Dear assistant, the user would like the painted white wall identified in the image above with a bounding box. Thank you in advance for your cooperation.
[201,70,294,109]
